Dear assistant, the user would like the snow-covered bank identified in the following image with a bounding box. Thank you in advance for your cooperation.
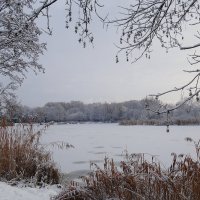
[0,182,60,200]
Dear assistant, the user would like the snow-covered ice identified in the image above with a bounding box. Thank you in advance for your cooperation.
[43,123,200,172]
[0,182,60,200]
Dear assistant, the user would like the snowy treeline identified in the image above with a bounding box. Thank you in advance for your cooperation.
[10,99,200,125]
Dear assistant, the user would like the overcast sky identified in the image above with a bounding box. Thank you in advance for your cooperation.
[16,1,195,107]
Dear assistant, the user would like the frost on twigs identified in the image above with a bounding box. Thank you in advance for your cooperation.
[65,0,102,47]
[0,0,46,84]
[0,82,18,117]
[145,68,200,129]
[111,0,200,62]
[109,0,200,116]
[0,0,104,86]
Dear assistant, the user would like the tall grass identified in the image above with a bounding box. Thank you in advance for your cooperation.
[0,121,60,185]
[54,138,200,200]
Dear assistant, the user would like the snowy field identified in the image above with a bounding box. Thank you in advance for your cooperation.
[1,123,200,200]
[0,182,60,200]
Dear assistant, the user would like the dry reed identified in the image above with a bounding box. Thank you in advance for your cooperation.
[53,138,200,200]
[0,121,60,185]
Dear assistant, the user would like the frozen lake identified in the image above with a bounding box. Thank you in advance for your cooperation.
[42,123,200,174]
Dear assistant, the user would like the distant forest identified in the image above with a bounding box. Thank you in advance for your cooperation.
[10,99,200,125]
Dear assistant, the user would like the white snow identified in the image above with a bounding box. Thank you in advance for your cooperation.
[43,123,200,172]
[0,182,60,200]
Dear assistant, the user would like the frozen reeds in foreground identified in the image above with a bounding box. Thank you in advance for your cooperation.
[0,122,60,185]
[53,138,200,200]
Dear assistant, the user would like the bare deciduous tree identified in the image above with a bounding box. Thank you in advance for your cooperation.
[110,0,200,116]
[0,82,17,116]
